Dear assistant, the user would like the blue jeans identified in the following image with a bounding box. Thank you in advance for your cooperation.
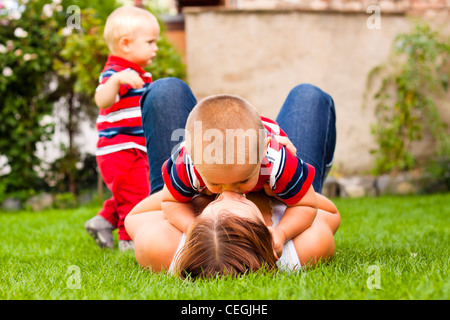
[276,83,336,193]
[140,78,336,194]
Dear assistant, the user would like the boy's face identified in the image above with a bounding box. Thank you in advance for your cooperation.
[196,162,261,194]
[126,18,160,67]
[190,135,270,194]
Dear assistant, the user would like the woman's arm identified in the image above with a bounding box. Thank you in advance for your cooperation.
[128,191,162,216]
[291,193,341,267]
[125,211,182,272]
[125,191,163,248]
[125,194,215,272]
[270,185,318,257]
[161,185,197,233]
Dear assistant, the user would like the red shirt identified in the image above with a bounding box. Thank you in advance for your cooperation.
[162,117,315,205]
[95,55,152,156]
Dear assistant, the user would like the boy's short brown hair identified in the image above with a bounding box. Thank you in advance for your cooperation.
[185,94,266,166]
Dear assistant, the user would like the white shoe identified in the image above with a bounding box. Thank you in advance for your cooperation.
[84,216,115,249]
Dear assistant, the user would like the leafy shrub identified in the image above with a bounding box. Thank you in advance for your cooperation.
[0,0,186,198]
[367,22,449,174]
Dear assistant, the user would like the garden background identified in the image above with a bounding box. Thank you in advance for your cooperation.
[0,0,449,300]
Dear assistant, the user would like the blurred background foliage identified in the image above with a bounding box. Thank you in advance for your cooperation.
[0,0,185,203]
[369,22,450,176]
[1,1,448,207]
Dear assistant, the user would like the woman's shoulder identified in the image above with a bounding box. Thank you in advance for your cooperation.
[128,212,183,272]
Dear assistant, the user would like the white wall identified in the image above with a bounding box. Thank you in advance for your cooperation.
[184,8,450,174]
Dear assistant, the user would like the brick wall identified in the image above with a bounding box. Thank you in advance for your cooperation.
[222,0,449,13]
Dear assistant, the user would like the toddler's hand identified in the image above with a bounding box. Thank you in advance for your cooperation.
[267,226,285,260]
[263,182,276,197]
[274,135,297,156]
[112,69,145,89]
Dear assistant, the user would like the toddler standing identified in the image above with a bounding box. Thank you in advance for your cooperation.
[84,6,160,251]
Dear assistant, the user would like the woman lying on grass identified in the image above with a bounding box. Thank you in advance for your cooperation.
[126,78,340,279]
[125,189,340,279]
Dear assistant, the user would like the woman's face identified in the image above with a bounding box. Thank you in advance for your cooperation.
[200,191,264,223]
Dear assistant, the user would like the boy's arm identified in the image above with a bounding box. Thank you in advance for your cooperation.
[316,192,339,214]
[95,69,145,109]
[269,185,318,257]
[160,185,197,233]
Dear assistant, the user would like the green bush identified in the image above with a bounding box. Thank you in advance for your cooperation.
[0,0,186,199]
[367,21,450,174]
[54,192,78,209]
[0,0,63,192]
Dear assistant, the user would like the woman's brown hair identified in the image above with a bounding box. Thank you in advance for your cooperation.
[174,210,277,279]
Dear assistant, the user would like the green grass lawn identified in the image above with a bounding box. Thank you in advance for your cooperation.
[1,193,448,300]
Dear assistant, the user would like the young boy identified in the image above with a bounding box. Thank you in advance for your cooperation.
[160,94,318,258]
[84,6,160,251]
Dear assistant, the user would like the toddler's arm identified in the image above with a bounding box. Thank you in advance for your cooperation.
[95,69,145,109]
[269,185,318,258]
[161,185,197,233]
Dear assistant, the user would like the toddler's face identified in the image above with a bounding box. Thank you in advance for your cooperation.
[127,18,160,67]
[197,162,261,194]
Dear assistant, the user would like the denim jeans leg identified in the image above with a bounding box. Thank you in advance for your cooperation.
[275,83,336,193]
[140,77,197,194]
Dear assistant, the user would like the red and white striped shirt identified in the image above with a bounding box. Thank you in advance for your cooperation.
[95,55,152,156]
[162,116,315,205]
